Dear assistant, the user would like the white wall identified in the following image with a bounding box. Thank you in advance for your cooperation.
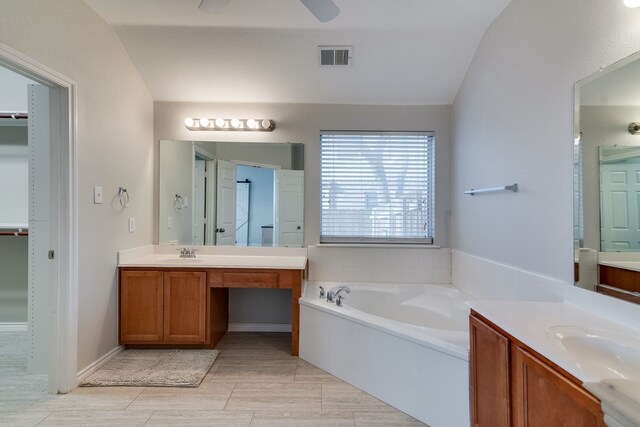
[159,140,193,244]
[155,102,452,248]
[156,102,452,325]
[0,66,37,112]
[0,126,28,226]
[451,0,640,287]
[0,0,154,372]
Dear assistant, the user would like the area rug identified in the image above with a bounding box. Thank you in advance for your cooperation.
[80,349,220,388]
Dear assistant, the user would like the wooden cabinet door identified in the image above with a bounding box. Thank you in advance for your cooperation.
[512,346,605,427]
[120,271,164,343]
[163,271,207,343]
[470,315,511,427]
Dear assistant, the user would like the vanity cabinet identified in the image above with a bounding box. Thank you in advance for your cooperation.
[119,270,215,346]
[119,265,304,354]
[470,311,605,427]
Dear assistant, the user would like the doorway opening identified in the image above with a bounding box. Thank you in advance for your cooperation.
[0,43,77,394]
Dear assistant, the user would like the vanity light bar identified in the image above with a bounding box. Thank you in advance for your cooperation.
[184,117,276,132]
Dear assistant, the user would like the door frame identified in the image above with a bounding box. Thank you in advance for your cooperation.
[0,42,78,393]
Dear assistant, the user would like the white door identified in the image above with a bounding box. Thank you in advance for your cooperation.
[274,170,304,247]
[193,158,205,245]
[205,160,216,245]
[216,160,236,245]
[236,182,249,246]
[600,162,640,250]
[27,84,52,374]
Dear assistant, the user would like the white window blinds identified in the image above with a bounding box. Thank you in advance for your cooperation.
[320,131,435,244]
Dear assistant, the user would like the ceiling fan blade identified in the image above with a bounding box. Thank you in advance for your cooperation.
[198,0,231,14]
[299,0,340,22]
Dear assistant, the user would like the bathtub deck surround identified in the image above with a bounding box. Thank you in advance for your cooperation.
[469,300,640,426]
[117,245,307,355]
[300,281,472,426]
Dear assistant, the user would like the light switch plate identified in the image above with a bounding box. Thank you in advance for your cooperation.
[167,216,173,229]
[128,217,136,233]
[93,186,103,204]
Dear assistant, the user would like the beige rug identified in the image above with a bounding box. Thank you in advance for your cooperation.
[80,349,220,388]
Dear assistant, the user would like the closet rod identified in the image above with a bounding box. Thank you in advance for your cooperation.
[0,113,28,120]
[0,231,28,236]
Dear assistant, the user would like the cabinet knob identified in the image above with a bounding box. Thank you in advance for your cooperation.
[297,225,301,230]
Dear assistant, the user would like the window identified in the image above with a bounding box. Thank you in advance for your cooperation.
[320,131,435,244]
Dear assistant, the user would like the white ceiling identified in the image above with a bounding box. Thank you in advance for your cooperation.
[84,0,511,105]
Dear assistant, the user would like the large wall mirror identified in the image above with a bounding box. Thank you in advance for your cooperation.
[159,140,304,247]
[574,50,640,304]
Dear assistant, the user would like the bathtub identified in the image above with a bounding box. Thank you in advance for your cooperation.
[299,282,472,427]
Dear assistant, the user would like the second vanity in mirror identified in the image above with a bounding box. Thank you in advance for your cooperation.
[574,50,640,305]
[159,140,304,247]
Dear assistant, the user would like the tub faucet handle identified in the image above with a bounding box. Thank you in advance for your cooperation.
[334,286,351,299]
[336,294,346,307]
[319,286,325,300]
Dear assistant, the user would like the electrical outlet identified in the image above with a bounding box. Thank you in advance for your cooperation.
[167,216,173,229]
[93,186,103,204]
[128,217,136,233]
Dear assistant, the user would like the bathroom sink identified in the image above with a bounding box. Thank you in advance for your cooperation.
[546,326,640,380]
[157,258,204,264]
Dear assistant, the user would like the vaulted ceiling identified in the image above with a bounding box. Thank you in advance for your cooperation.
[84,0,511,105]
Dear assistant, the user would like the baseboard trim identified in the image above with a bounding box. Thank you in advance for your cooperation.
[0,322,28,331]
[76,345,124,384]
[228,323,292,332]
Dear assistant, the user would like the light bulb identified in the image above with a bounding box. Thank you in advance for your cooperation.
[624,0,640,7]
[184,117,195,127]
[246,119,257,129]
[199,117,210,128]
[231,118,241,128]
[215,118,226,128]
[261,119,272,130]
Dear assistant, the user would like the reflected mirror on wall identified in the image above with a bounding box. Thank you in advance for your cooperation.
[574,50,640,304]
[159,140,304,247]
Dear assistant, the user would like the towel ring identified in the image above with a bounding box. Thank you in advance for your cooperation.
[118,187,129,208]
[174,194,185,210]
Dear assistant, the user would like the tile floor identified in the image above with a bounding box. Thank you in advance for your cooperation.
[0,331,427,426]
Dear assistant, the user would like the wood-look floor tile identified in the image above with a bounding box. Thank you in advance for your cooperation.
[28,387,145,411]
[210,361,296,383]
[37,410,153,426]
[126,382,235,411]
[321,383,396,413]
[353,411,428,426]
[250,411,355,426]
[226,383,321,411]
[294,364,346,384]
[146,410,253,426]
[0,411,51,426]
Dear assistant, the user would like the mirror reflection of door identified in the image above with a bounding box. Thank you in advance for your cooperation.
[216,160,236,245]
[599,147,640,251]
[274,170,304,247]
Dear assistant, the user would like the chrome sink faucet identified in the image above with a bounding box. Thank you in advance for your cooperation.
[179,247,196,258]
[327,285,350,304]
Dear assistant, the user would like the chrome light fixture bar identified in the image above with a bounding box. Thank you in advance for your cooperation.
[184,117,276,132]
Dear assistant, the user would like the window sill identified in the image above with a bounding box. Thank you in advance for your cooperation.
[315,243,442,249]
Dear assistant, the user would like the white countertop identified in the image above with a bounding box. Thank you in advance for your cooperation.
[118,245,307,270]
[600,261,640,273]
[468,300,640,424]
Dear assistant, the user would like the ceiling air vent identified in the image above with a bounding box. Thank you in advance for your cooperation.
[318,46,352,67]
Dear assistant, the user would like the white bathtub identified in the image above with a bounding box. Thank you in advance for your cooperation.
[299,282,472,427]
